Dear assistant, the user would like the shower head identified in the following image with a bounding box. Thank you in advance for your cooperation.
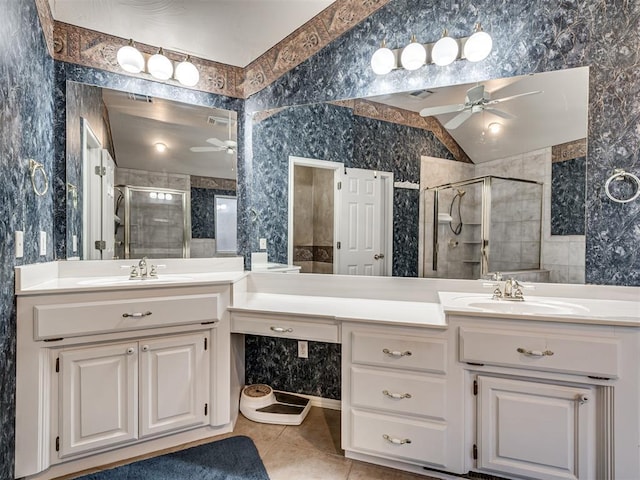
[457,189,466,197]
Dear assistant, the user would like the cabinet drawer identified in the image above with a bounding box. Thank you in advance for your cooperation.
[34,294,219,340]
[351,367,446,420]
[350,409,447,468]
[231,313,339,343]
[460,327,619,378]
[351,331,446,374]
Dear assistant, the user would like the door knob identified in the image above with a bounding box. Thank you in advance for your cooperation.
[374,253,385,260]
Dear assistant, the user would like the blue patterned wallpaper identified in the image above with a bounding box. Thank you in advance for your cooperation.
[0,0,54,476]
[252,103,453,276]
[551,157,586,236]
[246,0,640,286]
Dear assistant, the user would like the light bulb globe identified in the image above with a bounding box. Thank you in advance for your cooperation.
[432,36,459,66]
[175,60,200,86]
[400,41,426,70]
[464,31,493,62]
[147,52,174,80]
[370,47,395,75]
[117,45,144,73]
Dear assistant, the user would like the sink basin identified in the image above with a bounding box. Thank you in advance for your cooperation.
[447,295,591,316]
[77,275,193,286]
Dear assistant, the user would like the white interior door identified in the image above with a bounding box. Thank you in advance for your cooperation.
[338,167,389,276]
[101,149,116,260]
[82,119,103,260]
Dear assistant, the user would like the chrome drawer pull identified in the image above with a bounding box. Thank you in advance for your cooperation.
[517,347,554,357]
[382,434,412,445]
[383,390,412,400]
[270,326,293,333]
[122,311,152,318]
[383,348,412,357]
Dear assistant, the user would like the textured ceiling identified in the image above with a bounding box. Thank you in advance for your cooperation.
[48,0,336,67]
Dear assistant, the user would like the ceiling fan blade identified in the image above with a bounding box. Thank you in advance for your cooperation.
[206,137,226,147]
[484,107,516,120]
[419,103,466,117]
[444,110,473,129]
[488,90,542,105]
[465,84,486,104]
[224,140,238,148]
[190,146,222,152]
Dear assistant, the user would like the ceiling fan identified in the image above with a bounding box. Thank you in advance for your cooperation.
[190,111,237,154]
[419,83,542,129]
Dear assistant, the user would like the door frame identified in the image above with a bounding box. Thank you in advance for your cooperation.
[287,156,343,273]
[81,118,103,260]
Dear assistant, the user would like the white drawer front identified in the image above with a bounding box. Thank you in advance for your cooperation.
[351,366,446,420]
[351,331,446,373]
[460,327,620,378]
[350,409,447,468]
[231,313,339,343]
[34,294,219,340]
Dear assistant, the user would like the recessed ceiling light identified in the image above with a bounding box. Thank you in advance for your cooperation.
[154,142,167,153]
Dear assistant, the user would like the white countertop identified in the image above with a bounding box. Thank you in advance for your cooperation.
[229,292,447,328]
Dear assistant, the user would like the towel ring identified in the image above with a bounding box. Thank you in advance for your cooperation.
[604,168,640,204]
[29,159,49,196]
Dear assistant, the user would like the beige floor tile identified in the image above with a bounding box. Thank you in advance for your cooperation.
[276,406,343,455]
[263,443,352,480]
[232,413,287,456]
[348,461,440,479]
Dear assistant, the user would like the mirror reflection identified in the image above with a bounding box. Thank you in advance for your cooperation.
[65,82,237,260]
[252,67,588,283]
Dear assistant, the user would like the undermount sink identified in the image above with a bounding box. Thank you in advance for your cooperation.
[77,274,193,286]
[448,295,591,316]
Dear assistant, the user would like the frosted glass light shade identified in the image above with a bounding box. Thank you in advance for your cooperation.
[432,36,459,66]
[175,60,199,86]
[464,30,493,62]
[147,52,173,80]
[371,46,395,75]
[117,45,144,73]
[400,41,426,70]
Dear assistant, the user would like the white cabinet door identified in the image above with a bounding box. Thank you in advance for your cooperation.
[59,342,138,457]
[477,375,593,480]
[139,333,209,437]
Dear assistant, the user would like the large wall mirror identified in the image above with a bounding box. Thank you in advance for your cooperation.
[65,81,237,260]
[251,67,589,284]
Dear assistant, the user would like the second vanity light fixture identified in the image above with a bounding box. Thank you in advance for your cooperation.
[116,40,200,87]
[371,24,493,75]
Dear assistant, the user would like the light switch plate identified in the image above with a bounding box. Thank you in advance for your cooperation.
[298,341,308,359]
[259,238,267,250]
[72,234,78,253]
[15,231,24,258]
[39,231,47,256]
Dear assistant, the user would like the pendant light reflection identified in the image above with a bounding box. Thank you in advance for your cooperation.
[464,23,493,62]
[431,30,459,66]
[400,35,427,70]
[116,39,145,73]
[370,40,396,75]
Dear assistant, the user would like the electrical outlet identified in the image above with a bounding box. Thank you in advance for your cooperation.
[298,341,308,359]
[259,238,267,250]
[15,231,24,258]
[39,231,47,256]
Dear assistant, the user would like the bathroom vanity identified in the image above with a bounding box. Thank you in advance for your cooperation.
[14,262,640,480]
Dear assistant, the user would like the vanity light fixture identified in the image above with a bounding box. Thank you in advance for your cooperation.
[371,24,492,75]
[370,40,396,75]
[154,142,168,153]
[431,30,459,66]
[147,48,174,80]
[174,56,200,87]
[116,39,145,74]
[463,23,493,62]
[400,35,427,70]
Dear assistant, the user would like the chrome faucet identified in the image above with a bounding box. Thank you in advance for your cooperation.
[128,257,158,280]
[485,273,526,301]
[138,257,148,278]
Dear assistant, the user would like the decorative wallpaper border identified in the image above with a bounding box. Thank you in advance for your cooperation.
[37,0,391,99]
[191,175,237,191]
[552,138,588,163]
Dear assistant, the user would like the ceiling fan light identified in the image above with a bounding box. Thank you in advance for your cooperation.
[147,49,173,80]
[117,41,144,73]
[432,35,459,66]
[400,36,426,70]
[464,26,493,62]
[154,142,167,153]
[371,41,396,75]
[488,122,502,134]
[175,58,199,87]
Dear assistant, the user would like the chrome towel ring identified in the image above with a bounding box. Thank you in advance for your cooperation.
[29,159,49,196]
[604,168,639,204]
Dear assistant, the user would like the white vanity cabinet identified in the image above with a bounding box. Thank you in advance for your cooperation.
[16,283,233,480]
[341,323,459,472]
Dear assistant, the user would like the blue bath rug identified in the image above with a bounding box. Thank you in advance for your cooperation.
[76,436,270,480]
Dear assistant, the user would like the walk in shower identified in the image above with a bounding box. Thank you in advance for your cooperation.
[424,176,543,279]
[115,185,191,259]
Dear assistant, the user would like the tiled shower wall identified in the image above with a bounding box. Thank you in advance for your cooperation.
[0,0,55,476]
